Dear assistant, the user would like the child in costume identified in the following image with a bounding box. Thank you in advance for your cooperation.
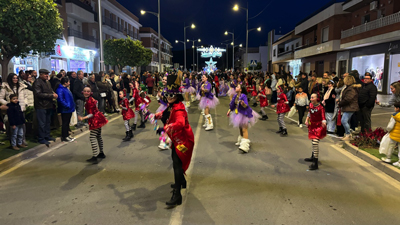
[304,93,327,170]
[190,73,197,102]
[227,84,260,153]
[294,86,309,128]
[228,74,237,101]
[257,83,269,120]
[153,72,194,206]
[271,86,290,136]
[156,74,168,113]
[182,73,195,108]
[78,86,108,164]
[250,80,258,107]
[381,103,400,167]
[199,74,220,131]
[129,82,145,129]
[119,89,134,141]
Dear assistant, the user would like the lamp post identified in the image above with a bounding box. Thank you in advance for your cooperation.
[98,0,104,71]
[181,23,195,71]
[187,38,201,71]
[196,45,203,72]
[224,31,235,70]
[140,0,161,72]
[232,43,243,70]
[221,42,229,70]
[233,3,248,71]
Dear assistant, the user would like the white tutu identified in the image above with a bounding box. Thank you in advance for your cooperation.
[227,88,236,97]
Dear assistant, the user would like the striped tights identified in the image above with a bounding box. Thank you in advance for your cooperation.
[90,128,103,157]
[260,107,266,116]
[277,113,286,129]
[312,139,320,158]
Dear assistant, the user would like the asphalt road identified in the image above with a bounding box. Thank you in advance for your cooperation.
[0,96,399,225]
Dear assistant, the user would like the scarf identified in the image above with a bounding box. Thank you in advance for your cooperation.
[324,87,333,101]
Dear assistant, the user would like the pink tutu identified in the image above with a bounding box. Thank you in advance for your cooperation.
[198,96,220,110]
[227,88,236,97]
[156,104,168,113]
[196,93,201,100]
[182,87,196,94]
[229,110,260,128]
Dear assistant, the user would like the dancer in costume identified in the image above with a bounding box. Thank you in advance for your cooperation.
[190,73,197,102]
[182,73,195,108]
[250,80,258,107]
[199,74,220,131]
[153,72,194,206]
[304,93,327,170]
[228,74,237,101]
[227,83,260,153]
[78,86,108,164]
[271,86,290,136]
[257,83,269,120]
[156,75,168,113]
[119,89,134,141]
[130,82,146,129]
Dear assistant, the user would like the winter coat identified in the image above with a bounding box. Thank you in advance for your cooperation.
[323,89,336,113]
[358,82,377,108]
[85,96,108,130]
[72,78,85,101]
[88,80,100,101]
[388,112,400,143]
[0,82,27,111]
[56,84,76,114]
[276,92,290,114]
[33,78,54,110]
[338,84,362,112]
[6,102,25,126]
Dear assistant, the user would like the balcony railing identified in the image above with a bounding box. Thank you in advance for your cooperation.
[68,27,96,43]
[277,50,294,57]
[341,11,400,39]
[66,0,94,13]
[103,17,125,33]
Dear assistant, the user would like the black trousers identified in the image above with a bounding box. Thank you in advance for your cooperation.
[358,107,373,133]
[61,113,72,139]
[171,144,185,190]
[297,105,307,125]
[148,87,153,96]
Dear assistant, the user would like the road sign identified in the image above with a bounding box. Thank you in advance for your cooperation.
[250,60,257,67]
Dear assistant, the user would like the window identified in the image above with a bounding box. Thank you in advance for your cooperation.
[291,45,294,51]
[306,39,310,46]
[286,46,289,51]
[378,9,385,18]
[322,27,329,43]
[296,42,299,48]
[273,49,276,57]
[362,14,370,24]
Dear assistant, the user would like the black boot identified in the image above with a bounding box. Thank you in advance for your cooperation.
[276,127,283,133]
[304,152,314,162]
[281,129,288,136]
[170,180,187,189]
[260,115,268,121]
[138,121,146,128]
[86,156,98,164]
[129,130,134,138]
[309,158,319,170]
[123,131,131,141]
[166,188,182,206]
[131,124,137,131]
[97,152,106,158]
[252,103,258,107]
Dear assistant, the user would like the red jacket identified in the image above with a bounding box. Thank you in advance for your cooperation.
[259,89,268,107]
[85,97,108,130]
[146,76,155,87]
[157,102,194,172]
[132,88,144,111]
[276,92,290,114]
[308,103,327,140]
[120,98,135,121]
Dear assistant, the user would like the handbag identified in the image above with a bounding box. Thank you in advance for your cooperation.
[100,92,107,98]
[379,133,391,155]
[287,105,296,118]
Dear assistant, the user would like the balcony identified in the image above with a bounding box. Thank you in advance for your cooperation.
[127,30,139,39]
[295,40,341,59]
[341,11,400,39]
[66,0,96,23]
[68,28,97,49]
[102,17,125,33]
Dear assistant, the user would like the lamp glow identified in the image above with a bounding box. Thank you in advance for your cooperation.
[239,44,243,47]
[175,40,178,43]
[140,10,145,15]
[257,27,261,31]
[231,42,234,45]
[224,31,228,35]
[187,39,189,42]
[191,24,196,29]
[233,4,239,11]
[198,39,201,42]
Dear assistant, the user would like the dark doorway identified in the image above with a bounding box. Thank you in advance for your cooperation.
[338,60,347,77]
[316,61,324,77]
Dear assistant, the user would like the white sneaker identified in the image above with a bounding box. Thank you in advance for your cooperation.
[299,124,303,128]
[393,161,400,167]
[68,136,76,141]
[381,157,392,163]
[341,134,352,141]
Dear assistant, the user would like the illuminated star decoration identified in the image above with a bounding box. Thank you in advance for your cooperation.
[205,58,217,73]
[197,45,226,58]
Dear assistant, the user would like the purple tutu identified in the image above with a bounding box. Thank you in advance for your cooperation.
[199,96,220,110]
[182,86,196,94]
[229,110,261,128]
[196,93,201,100]
[156,104,168,113]
[227,88,236,97]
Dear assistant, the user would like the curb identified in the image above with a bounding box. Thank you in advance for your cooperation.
[0,113,120,174]
[342,141,400,182]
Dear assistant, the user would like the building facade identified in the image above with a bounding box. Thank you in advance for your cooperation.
[271,30,302,76]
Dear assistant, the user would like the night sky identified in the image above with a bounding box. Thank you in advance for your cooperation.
[117,0,338,68]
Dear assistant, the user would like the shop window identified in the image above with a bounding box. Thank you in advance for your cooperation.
[322,27,329,43]
[51,58,67,73]
[352,54,384,92]
[70,60,87,73]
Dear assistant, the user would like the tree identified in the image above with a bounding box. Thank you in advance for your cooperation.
[0,0,63,79]
[103,38,153,72]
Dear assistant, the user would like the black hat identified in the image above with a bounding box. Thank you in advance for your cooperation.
[39,69,50,74]
[349,70,360,78]
[166,70,183,94]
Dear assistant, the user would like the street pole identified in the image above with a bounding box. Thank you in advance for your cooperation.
[98,0,104,72]
[226,44,228,70]
[197,46,199,72]
[184,24,186,71]
[192,41,195,72]
[246,2,248,72]
[232,32,235,71]
[158,0,161,73]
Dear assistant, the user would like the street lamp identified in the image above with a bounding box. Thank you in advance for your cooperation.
[233,3,249,71]
[221,42,230,70]
[187,38,201,71]
[180,23,196,71]
[140,0,162,73]
[225,31,234,71]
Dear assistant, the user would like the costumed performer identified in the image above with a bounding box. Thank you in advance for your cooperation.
[271,86,290,136]
[199,74,220,131]
[228,74,237,101]
[119,89,134,141]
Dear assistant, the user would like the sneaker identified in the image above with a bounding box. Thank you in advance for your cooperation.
[393,161,400,167]
[39,140,51,145]
[381,157,392,163]
[12,146,20,151]
[62,137,74,142]
[17,144,28,148]
[299,124,303,128]
[86,156,98,164]
[104,113,109,117]
[68,136,76,141]
[46,137,56,142]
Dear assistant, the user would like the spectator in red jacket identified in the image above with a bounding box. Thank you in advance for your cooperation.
[145,74,155,96]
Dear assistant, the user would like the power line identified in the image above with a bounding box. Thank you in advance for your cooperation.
[249,0,278,20]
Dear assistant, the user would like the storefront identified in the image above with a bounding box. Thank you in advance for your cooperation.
[48,40,96,74]
[349,40,400,94]
[288,59,302,77]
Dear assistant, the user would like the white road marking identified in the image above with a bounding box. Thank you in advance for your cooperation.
[0,115,121,178]
[168,113,204,225]
[266,107,299,123]
[371,112,394,116]
[330,144,400,190]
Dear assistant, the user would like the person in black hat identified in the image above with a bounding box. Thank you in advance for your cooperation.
[33,69,58,145]
[154,71,194,206]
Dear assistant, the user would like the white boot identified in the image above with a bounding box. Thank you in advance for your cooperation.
[158,139,168,150]
[239,138,250,153]
[186,101,191,108]
[191,95,195,102]
[202,115,207,128]
[235,135,243,146]
[205,114,214,131]
[201,109,205,115]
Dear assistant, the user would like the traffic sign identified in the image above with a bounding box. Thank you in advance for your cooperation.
[250,60,257,67]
